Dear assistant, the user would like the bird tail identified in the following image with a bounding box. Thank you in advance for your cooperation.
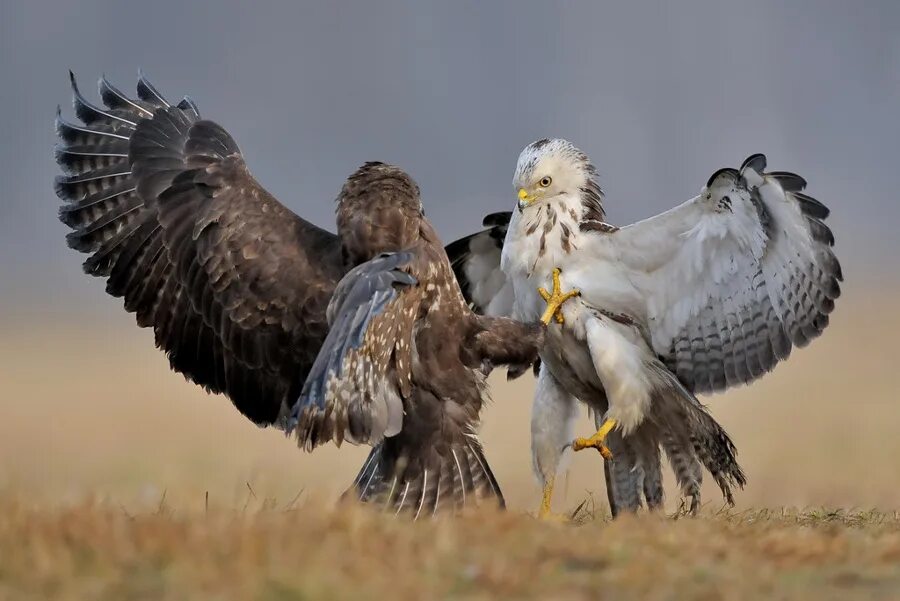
[345,435,504,518]
[638,439,664,510]
[649,363,746,507]
[660,433,703,513]
[603,431,642,516]
[603,429,665,516]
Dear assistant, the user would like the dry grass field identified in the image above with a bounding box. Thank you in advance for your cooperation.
[1,502,899,600]
[0,288,898,599]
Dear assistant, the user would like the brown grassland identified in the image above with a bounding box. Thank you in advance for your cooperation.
[0,289,898,599]
[1,501,899,600]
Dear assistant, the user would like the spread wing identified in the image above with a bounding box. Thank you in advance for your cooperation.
[56,73,344,426]
[291,251,420,451]
[446,211,514,317]
[608,154,842,393]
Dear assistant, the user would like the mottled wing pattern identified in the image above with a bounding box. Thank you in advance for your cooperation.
[611,154,842,393]
[446,212,514,317]
[292,252,420,451]
[55,74,344,426]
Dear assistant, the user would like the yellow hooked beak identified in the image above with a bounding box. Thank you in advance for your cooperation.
[517,188,535,209]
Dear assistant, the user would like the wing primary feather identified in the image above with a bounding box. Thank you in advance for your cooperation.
[792,192,830,220]
[55,112,130,142]
[482,211,513,227]
[740,153,767,174]
[768,171,807,192]
[98,75,154,117]
[177,96,201,117]
[136,69,171,107]
[706,167,739,188]
[69,71,137,127]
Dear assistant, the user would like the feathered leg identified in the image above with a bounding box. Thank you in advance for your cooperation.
[573,318,655,457]
[531,363,579,519]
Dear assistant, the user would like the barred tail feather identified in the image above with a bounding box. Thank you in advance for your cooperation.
[638,438,664,510]
[346,437,504,518]
[603,430,642,516]
[650,363,746,508]
[661,433,703,514]
[602,428,665,516]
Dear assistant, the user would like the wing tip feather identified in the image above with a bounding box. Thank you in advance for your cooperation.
[769,171,807,192]
[706,167,739,188]
[482,211,512,228]
[740,153,767,175]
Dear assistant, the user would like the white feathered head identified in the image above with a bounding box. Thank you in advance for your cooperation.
[512,138,604,221]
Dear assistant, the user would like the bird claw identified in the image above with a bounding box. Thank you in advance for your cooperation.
[537,511,571,523]
[537,478,571,522]
[572,437,614,459]
[571,418,617,459]
[539,268,580,325]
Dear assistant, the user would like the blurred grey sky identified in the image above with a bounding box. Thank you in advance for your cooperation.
[2,0,898,316]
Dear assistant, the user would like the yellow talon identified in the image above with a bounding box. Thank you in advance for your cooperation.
[537,477,568,522]
[539,268,580,325]
[572,418,617,458]
[538,477,554,518]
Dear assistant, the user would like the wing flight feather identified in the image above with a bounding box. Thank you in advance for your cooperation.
[446,211,514,317]
[609,155,841,392]
[55,73,345,426]
[291,251,420,450]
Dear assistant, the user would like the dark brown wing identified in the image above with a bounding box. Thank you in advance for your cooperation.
[292,251,420,450]
[56,73,344,426]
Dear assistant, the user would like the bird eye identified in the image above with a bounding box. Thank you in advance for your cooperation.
[539,176,552,187]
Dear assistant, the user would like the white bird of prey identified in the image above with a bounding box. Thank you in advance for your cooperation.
[448,139,841,517]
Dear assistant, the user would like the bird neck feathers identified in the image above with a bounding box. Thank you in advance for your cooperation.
[580,179,606,223]
[503,194,579,277]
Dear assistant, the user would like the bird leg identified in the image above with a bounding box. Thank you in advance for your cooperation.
[572,418,617,459]
[538,268,580,325]
[539,477,555,519]
[536,476,569,522]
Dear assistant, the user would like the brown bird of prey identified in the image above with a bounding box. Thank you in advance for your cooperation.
[55,73,571,515]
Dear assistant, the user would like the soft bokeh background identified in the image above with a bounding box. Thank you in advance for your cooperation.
[1,0,898,512]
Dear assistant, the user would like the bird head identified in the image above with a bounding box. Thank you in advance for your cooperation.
[512,138,599,212]
[336,162,425,265]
